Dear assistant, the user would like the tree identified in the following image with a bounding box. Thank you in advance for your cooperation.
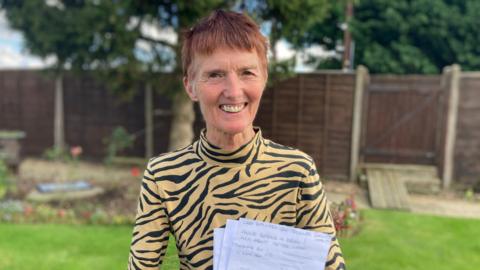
[239,0,331,79]
[298,0,346,70]
[304,0,480,74]
[0,0,107,152]
[1,0,232,155]
[353,0,480,74]
[2,0,334,156]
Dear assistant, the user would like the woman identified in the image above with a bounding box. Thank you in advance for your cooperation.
[128,10,345,270]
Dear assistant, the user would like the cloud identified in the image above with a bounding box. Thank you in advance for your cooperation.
[0,10,55,69]
[0,10,21,42]
[0,46,55,69]
[140,21,177,45]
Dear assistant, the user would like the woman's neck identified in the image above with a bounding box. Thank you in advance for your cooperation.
[205,127,255,151]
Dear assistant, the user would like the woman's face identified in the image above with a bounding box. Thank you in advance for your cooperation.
[184,48,267,136]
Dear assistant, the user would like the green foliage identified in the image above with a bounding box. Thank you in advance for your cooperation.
[266,57,296,86]
[242,0,330,47]
[465,188,475,201]
[0,0,232,98]
[298,0,346,69]
[103,127,134,164]
[303,0,480,74]
[0,160,10,200]
[43,146,70,162]
[352,0,480,74]
[0,159,8,183]
[240,0,332,81]
[1,1,335,93]
[0,200,23,222]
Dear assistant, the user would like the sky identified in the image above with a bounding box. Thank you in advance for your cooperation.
[0,11,55,69]
[0,10,327,72]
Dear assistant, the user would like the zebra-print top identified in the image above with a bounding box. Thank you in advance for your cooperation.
[128,129,345,270]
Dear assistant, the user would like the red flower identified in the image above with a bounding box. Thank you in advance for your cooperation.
[57,209,66,218]
[131,167,141,177]
[24,205,33,216]
[81,211,92,220]
[70,146,83,158]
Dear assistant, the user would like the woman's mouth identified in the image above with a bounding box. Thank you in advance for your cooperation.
[220,103,247,113]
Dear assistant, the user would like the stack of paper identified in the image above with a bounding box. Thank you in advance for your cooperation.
[213,218,332,270]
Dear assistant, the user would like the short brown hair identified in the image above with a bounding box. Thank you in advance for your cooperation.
[182,10,269,78]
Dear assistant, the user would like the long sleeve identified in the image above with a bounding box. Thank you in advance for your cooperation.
[296,161,346,270]
[128,161,170,270]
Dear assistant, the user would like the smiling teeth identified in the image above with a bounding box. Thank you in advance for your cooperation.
[221,104,245,113]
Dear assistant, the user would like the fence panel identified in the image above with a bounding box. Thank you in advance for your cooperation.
[257,73,356,180]
[361,75,445,165]
[454,73,480,186]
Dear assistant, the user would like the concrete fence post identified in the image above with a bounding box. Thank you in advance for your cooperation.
[443,64,461,189]
[350,65,368,181]
[54,74,65,151]
[145,83,154,159]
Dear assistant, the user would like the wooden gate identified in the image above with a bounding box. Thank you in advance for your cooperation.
[360,75,446,166]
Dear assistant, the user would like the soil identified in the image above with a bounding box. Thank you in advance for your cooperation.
[10,158,142,217]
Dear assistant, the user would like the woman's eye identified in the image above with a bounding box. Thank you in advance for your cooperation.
[209,72,224,79]
[241,70,257,79]
[244,71,254,75]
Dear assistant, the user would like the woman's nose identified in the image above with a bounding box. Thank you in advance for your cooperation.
[223,73,243,98]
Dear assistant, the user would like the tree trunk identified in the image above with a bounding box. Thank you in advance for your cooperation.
[168,91,195,151]
[54,74,65,151]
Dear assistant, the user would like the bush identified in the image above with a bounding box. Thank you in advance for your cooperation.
[0,160,10,200]
[103,126,135,165]
[43,146,70,161]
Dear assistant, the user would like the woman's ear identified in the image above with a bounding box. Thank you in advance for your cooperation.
[183,76,198,101]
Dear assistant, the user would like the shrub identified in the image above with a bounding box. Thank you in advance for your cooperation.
[103,126,135,165]
[0,160,10,200]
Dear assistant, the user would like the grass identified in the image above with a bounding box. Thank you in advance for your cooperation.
[0,223,133,270]
[1,210,479,270]
[340,210,480,270]
[0,223,178,270]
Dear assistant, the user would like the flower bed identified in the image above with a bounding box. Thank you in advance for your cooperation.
[0,200,133,226]
[330,194,362,237]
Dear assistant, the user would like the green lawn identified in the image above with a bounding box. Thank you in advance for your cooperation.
[0,224,133,270]
[340,210,480,270]
[1,210,479,270]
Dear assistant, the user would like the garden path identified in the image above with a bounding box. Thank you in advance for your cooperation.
[325,181,480,219]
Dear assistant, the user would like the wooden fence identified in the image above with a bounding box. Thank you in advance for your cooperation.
[1,69,479,186]
[455,72,480,187]
[0,70,193,158]
[257,72,356,180]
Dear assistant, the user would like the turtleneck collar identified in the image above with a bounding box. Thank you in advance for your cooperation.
[194,128,266,168]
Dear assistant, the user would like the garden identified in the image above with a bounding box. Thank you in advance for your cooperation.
[0,129,480,270]
[2,208,480,270]
[1,130,480,269]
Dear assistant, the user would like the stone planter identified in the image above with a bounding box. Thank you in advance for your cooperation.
[0,130,26,169]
